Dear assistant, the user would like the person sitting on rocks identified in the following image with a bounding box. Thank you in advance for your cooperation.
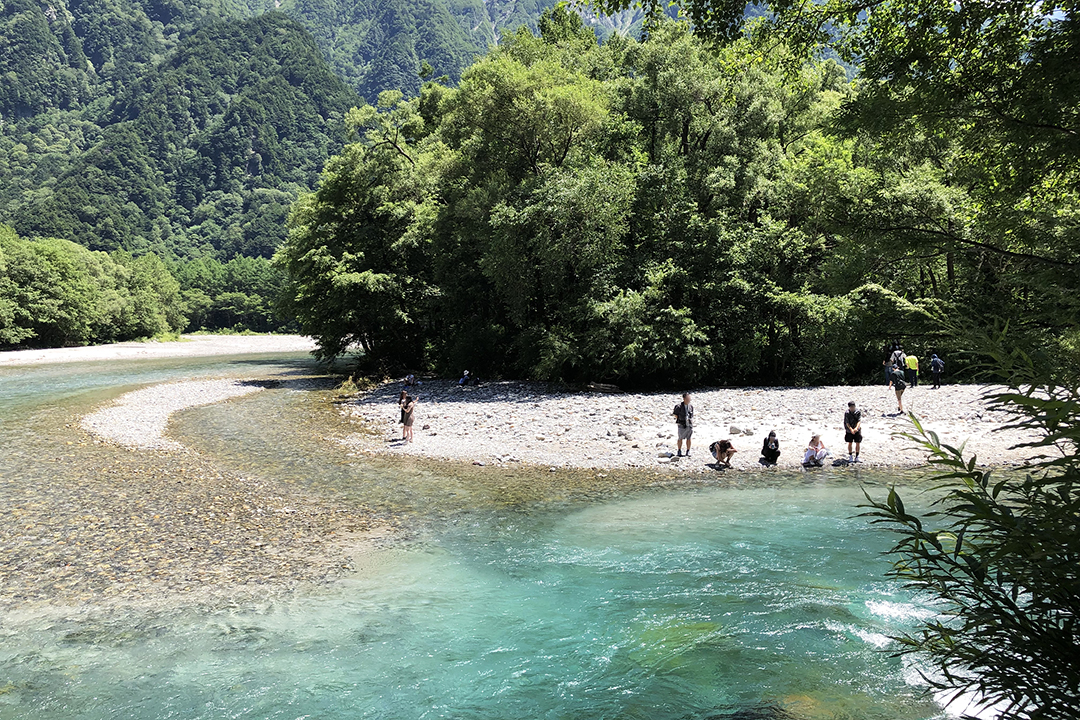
[760,431,780,464]
[803,434,830,466]
[710,439,737,468]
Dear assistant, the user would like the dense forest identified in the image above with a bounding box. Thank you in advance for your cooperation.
[0,8,359,341]
[277,6,1079,385]
[0,0,657,346]
[3,0,1076,387]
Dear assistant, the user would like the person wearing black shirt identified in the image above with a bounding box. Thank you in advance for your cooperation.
[844,401,862,462]
[672,393,694,457]
[760,431,780,464]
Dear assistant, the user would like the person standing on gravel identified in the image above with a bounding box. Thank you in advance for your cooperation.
[904,353,919,387]
[403,394,417,442]
[889,364,908,413]
[844,401,862,462]
[399,390,417,442]
[673,393,694,457]
[930,354,945,388]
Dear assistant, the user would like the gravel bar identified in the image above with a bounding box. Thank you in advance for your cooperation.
[343,380,1042,471]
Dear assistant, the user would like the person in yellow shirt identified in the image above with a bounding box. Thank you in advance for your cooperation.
[904,353,919,387]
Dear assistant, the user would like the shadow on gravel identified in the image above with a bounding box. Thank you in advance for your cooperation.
[353,379,663,408]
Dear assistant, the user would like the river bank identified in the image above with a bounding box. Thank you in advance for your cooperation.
[0,333,316,366]
[342,379,1041,471]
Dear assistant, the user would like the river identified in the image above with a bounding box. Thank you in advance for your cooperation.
[0,353,948,719]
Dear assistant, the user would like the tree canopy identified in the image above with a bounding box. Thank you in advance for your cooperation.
[279,6,1011,384]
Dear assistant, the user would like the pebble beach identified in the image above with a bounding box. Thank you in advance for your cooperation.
[343,379,1042,471]
[1,336,385,611]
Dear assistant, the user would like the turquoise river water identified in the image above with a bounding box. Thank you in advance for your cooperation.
[0,354,950,719]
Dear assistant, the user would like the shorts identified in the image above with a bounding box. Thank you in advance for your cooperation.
[677,425,693,441]
[845,431,862,443]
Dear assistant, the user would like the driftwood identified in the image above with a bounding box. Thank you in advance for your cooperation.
[587,382,622,393]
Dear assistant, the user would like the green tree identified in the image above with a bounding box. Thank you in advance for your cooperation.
[275,90,441,364]
[279,8,919,383]
[864,359,1080,719]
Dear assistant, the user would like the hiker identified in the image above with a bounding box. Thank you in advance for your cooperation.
[930,354,945,389]
[904,353,919,387]
[672,393,694,457]
[889,364,908,412]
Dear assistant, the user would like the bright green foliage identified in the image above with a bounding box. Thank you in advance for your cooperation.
[172,254,288,332]
[278,8,944,383]
[588,0,1080,365]
[0,225,184,347]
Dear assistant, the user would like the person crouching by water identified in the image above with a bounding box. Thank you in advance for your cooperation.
[760,431,780,465]
[398,390,417,443]
[803,434,830,466]
[710,439,737,468]
[673,392,694,457]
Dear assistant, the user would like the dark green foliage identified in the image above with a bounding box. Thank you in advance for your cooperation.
[278,9,948,383]
[2,13,359,265]
[0,0,91,118]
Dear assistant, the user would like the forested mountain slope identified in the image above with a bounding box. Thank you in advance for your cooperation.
[4,13,359,258]
[0,0,681,345]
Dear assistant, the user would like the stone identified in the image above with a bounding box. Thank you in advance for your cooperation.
[729,425,742,435]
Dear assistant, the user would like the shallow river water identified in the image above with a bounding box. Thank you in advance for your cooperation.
[0,354,949,719]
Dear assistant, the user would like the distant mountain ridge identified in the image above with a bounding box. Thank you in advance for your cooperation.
[0,0,661,263]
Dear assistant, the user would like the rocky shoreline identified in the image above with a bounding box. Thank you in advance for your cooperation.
[342,379,1041,471]
[2,370,385,612]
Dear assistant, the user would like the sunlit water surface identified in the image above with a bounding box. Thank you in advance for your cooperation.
[0,355,946,719]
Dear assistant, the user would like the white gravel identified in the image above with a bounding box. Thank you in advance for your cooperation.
[342,380,1042,472]
[0,334,315,366]
[81,379,266,450]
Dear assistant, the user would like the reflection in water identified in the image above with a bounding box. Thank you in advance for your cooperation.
[0,355,944,720]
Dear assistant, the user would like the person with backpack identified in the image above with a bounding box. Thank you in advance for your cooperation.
[884,341,905,385]
[889,364,908,412]
[930,354,945,389]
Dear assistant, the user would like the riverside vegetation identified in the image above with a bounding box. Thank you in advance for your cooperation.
[0,0,660,347]
[3,0,1078,716]
[280,3,1080,718]
[279,6,1079,387]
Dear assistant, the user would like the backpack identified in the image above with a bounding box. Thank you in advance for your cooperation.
[892,370,907,390]
[932,358,945,372]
